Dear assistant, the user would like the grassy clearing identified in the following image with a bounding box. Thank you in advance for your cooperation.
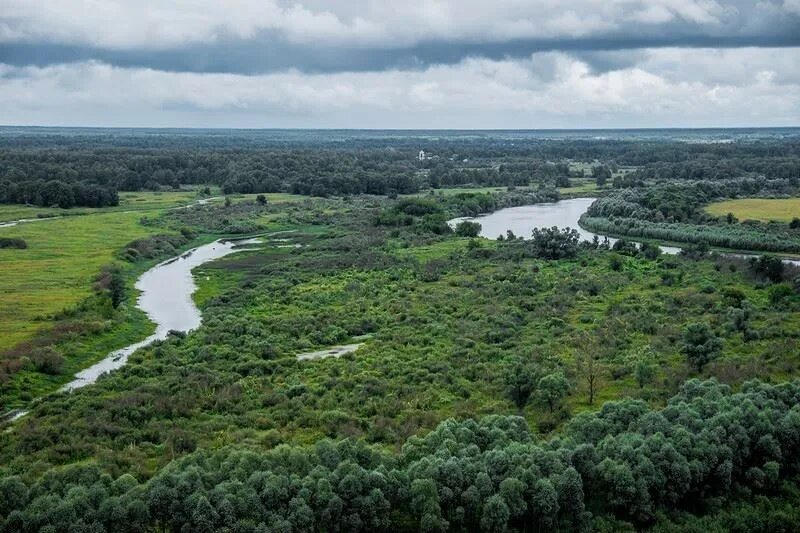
[410,186,533,197]
[0,210,161,352]
[705,197,800,222]
[225,192,307,204]
[0,189,214,224]
[559,180,599,195]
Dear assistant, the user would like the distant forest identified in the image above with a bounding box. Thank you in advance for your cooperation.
[1,131,799,207]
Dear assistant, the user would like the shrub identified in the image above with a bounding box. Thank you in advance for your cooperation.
[529,227,580,259]
[455,220,482,238]
[681,323,722,372]
[0,238,27,249]
[29,346,65,375]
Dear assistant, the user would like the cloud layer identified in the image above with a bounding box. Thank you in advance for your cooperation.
[2,48,797,129]
[0,1,798,127]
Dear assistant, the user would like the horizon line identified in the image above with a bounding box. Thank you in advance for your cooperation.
[1,125,799,132]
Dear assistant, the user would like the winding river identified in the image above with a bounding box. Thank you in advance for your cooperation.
[4,237,260,422]
[61,238,260,392]
[450,198,679,254]
[449,197,799,265]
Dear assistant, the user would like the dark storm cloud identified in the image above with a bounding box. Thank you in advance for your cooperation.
[1,0,799,75]
[2,31,799,75]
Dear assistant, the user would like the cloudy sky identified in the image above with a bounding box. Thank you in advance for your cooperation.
[1,0,799,128]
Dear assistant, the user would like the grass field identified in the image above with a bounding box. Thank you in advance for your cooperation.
[0,189,213,223]
[226,192,306,204]
[0,211,161,352]
[705,198,800,222]
[411,186,533,197]
[559,180,599,195]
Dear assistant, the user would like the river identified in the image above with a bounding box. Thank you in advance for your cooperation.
[3,237,261,422]
[449,197,799,264]
[61,237,261,391]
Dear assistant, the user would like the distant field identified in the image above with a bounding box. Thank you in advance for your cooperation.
[0,189,209,223]
[227,192,306,204]
[411,186,532,197]
[705,198,800,222]
[559,180,598,195]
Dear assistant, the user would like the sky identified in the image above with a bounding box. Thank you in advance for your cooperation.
[1,0,799,129]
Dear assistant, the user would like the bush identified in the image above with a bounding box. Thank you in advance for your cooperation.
[529,227,580,259]
[29,346,65,375]
[455,220,482,238]
[0,238,27,249]
[681,323,722,372]
[750,255,784,283]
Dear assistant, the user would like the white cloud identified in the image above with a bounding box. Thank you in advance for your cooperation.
[783,0,800,14]
[1,47,797,128]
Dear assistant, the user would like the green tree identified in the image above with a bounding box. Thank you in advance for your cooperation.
[528,478,559,531]
[455,220,482,238]
[681,323,722,372]
[480,494,510,533]
[592,165,612,188]
[537,372,570,413]
[575,351,603,405]
[529,227,580,260]
[0,476,28,518]
[109,266,125,309]
[504,360,540,411]
[634,359,656,389]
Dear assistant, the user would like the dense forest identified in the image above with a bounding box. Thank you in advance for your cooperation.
[1,130,799,206]
[5,379,800,532]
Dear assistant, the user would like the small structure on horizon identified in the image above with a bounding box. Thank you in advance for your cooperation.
[418,150,426,161]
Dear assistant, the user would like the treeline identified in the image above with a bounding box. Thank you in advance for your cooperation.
[0,179,118,208]
[1,132,798,204]
[3,129,798,167]
[628,157,800,183]
[0,149,420,199]
[427,161,576,189]
[588,178,797,223]
[581,215,800,254]
[3,379,800,531]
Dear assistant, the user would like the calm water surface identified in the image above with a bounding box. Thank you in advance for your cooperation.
[61,238,260,391]
[449,198,681,253]
[448,198,800,263]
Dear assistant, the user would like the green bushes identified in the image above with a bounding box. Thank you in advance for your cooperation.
[528,227,581,259]
[681,323,722,371]
[27,346,65,375]
[581,215,800,253]
[121,234,190,262]
[0,238,26,249]
[455,220,482,237]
